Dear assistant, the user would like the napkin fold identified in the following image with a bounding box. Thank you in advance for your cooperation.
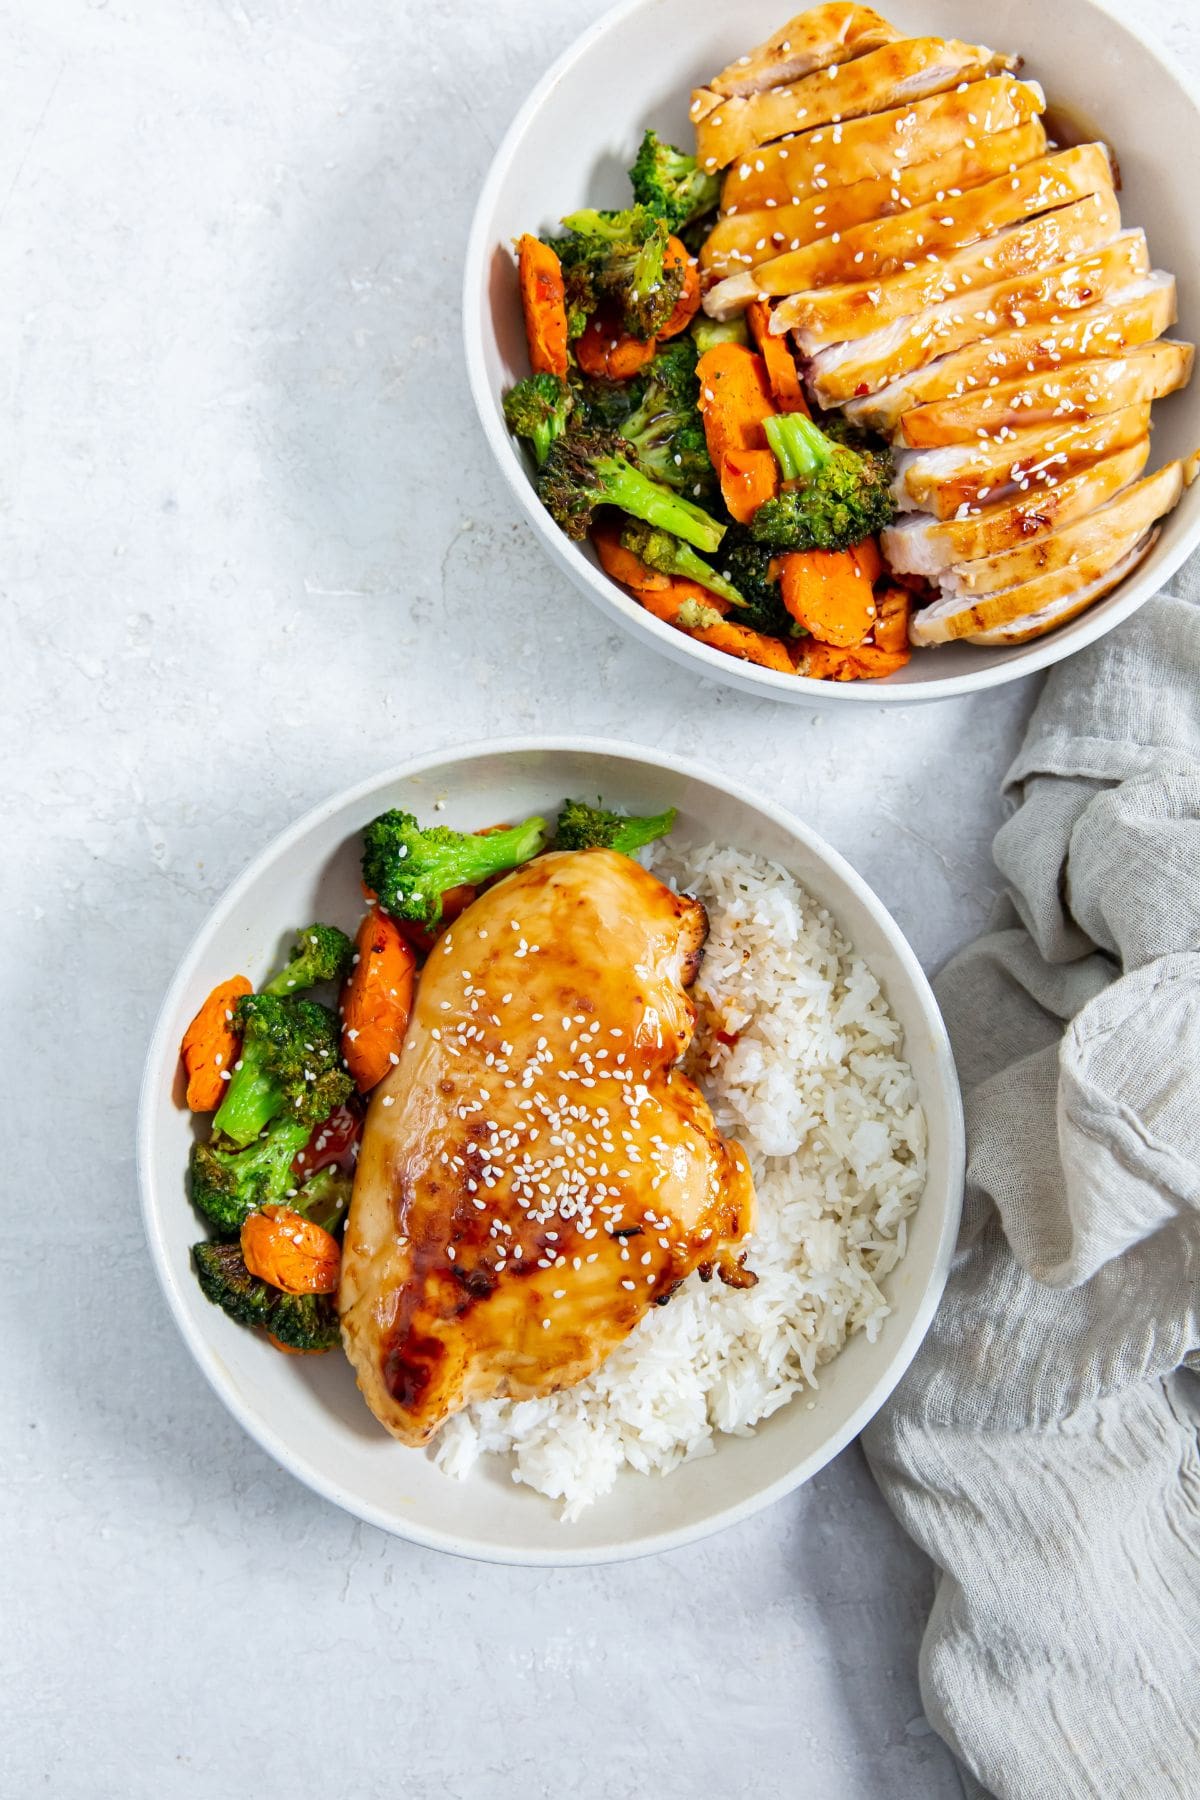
[863,574,1200,1800]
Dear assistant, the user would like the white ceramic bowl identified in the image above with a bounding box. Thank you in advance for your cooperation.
[138,739,964,1564]
[464,0,1200,705]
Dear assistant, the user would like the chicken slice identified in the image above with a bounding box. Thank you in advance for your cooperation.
[709,145,1112,309]
[897,338,1193,447]
[693,38,1016,171]
[700,123,1046,277]
[339,849,756,1446]
[909,512,1163,644]
[765,189,1120,343]
[719,75,1044,213]
[808,231,1150,405]
[963,530,1159,642]
[892,402,1150,518]
[844,274,1178,431]
[935,461,1187,595]
[707,4,902,98]
[881,439,1151,573]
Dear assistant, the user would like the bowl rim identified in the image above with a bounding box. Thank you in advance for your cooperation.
[462,0,1200,706]
[137,734,965,1565]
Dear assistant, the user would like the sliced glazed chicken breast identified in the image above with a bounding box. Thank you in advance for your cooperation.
[700,123,1047,276]
[963,531,1159,643]
[693,38,1016,170]
[719,75,1044,213]
[766,189,1120,343]
[897,339,1193,447]
[808,231,1151,405]
[892,402,1151,517]
[964,453,1198,641]
[881,439,1152,573]
[843,275,1178,431]
[936,461,1188,595]
[707,4,902,99]
[709,145,1112,309]
[909,512,1163,643]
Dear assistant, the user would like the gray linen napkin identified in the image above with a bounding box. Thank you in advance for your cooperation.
[862,572,1200,1800]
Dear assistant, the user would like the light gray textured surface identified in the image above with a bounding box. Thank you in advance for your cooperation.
[1,2,1193,1796]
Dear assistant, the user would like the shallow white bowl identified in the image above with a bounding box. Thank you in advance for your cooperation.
[464,0,1200,705]
[138,739,964,1564]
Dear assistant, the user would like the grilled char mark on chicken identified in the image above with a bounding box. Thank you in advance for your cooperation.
[339,850,757,1447]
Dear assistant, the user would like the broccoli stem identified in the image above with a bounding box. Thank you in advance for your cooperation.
[692,317,751,354]
[601,454,724,552]
[764,413,831,484]
[212,1040,281,1147]
[620,520,745,607]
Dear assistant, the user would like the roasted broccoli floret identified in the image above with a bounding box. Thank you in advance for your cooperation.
[571,371,644,431]
[630,129,721,234]
[539,427,724,552]
[262,923,354,997]
[503,373,574,467]
[185,1108,313,1238]
[691,315,751,354]
[554,798,677,856]
[292,1164,354,1235]
[619,520,744,607]
[751,413,895,552]
[716,528,802,638]
[189,1118,313,1237]
[193,1241,341,1352]
[616,339,715,496]
[211,994,352,1149]
[362,809,547,927]
[553,206,683,341]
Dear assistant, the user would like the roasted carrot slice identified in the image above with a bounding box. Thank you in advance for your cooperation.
[657,238,702,339]
[575,309,658,380]
[852,534,885,585]
[800,641,909,681]
[747,302,808,413]
[778,548,875,648]
[720,445,779,524]
[592,518,672,590]
[695,342,776,464]
[635,583,791,671]
[341,908,417,1093]
[180,975,252,1113]
[517,234,569,378]
[241,1206,340,1295]
[872,585,912,656]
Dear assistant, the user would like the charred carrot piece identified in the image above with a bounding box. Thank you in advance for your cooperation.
[180,975,253,1113]
[695,342,776,465]
[800,641,909,680]
[777,547,875,648]
[517,234,569,378]
[575,309,658,379]
[747,302,808,413]
[872,585,912,656]
[241,1205,340,1295]
[657,238,702,339]
[341,909,417,1093]
[720,445,779,524]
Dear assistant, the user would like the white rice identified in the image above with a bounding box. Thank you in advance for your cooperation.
[432,843,926,1519]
